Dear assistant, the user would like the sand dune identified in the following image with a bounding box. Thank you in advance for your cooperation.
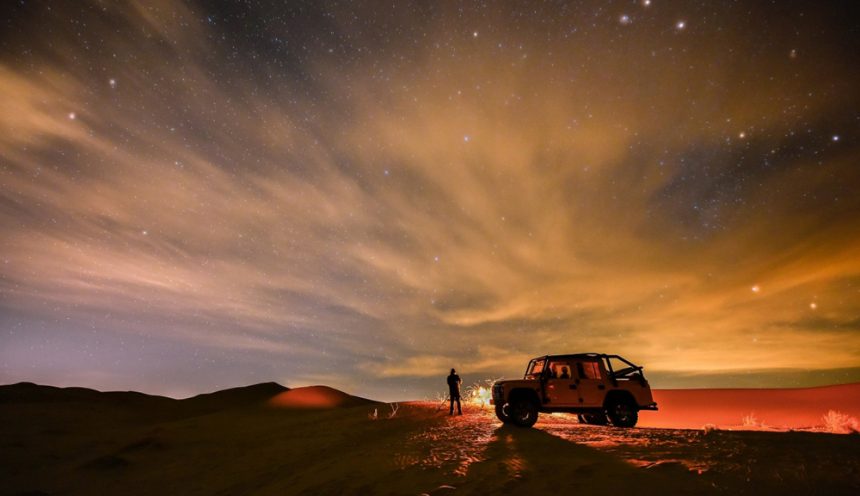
[267,385,375,409]
[2,381,859,495]
[643,383,860,430]
[181,381,288,412]
[3,388,859,495]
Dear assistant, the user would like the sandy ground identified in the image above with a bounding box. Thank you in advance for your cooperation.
[644,383,860,430]
[2,383,859,496]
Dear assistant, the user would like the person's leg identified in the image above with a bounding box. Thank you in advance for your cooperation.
[449,396,454,415]
[456,396,462,415]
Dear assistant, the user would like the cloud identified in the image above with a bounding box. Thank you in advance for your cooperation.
[0,1,858,396]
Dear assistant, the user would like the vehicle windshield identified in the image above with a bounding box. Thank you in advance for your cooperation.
[607,356,641,378]
[525,358,545,379]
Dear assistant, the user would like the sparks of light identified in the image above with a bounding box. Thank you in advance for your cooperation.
[465,378,500,408]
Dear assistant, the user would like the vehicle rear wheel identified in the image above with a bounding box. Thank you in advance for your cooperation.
[606,397,638,427]
[509,399,539,428]
[495,403,512,423]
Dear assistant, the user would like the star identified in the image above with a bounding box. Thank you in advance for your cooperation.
[472,31,478,38]
[619,15,631,25]
[676,21,686,30]
[68,112,76,120]
[463,135,471,142]
[109,78,117,88]
[738,131,746,139]
[809,302,818,310]
[642,0,651,6]
[832,135,840,142]
[751,285,760,293]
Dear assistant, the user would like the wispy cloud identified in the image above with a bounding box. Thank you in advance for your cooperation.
[1,1,858,397]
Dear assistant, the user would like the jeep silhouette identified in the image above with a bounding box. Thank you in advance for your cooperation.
[491,353,657,428]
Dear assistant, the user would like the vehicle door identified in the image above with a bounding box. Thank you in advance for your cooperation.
[544,360,578,406]
[574,359,607,407]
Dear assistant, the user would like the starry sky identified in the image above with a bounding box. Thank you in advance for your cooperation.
[1,1,859,401]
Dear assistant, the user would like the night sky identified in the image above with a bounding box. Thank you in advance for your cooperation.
[1,1,859,401]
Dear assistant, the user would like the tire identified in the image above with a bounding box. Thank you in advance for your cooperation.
[606,397,638,428]
[495,403,512,423]
[509,399,539,428]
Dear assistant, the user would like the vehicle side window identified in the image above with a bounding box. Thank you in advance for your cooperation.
[576,361,602,380]
[547,362,571,379]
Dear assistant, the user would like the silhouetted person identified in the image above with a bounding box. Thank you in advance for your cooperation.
[447,368,462,415]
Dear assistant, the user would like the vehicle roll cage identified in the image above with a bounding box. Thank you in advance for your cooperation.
[524,353,647,385]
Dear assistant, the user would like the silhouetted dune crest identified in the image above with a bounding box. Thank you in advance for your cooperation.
[0,381,375,413]
[267,385,377,409]
[180,381,289,412]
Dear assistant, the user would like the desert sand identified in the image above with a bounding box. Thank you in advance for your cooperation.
[1,382,858,495]
[644,383,860,430]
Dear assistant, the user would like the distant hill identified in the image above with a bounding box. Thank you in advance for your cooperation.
[0,381,374,420]
[181,382,289,413]
[0,381,177,408]
[267,385,376,409]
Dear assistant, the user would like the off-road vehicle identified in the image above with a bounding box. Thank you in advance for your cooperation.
[491,353,657,428]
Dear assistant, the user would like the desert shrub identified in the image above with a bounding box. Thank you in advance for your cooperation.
[741,412,766,428]
[431,391,448,411]
[821,410,859,434]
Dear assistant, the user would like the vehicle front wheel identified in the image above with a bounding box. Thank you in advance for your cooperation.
[495,403,512,423]
[509,399,539,428]
[606,397,638,428]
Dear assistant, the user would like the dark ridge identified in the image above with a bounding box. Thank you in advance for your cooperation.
[0,381,289,416]
[0,382,175,407]
[180,382,289,413]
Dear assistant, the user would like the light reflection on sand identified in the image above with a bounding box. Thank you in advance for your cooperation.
[393,402,860,491]
[395,405,737,477]
[395,405,498,476]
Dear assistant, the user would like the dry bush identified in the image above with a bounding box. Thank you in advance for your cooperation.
[742,412,763,428]
[821,410,859,434]
[368,403,400,420]
[430,391,448,411]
